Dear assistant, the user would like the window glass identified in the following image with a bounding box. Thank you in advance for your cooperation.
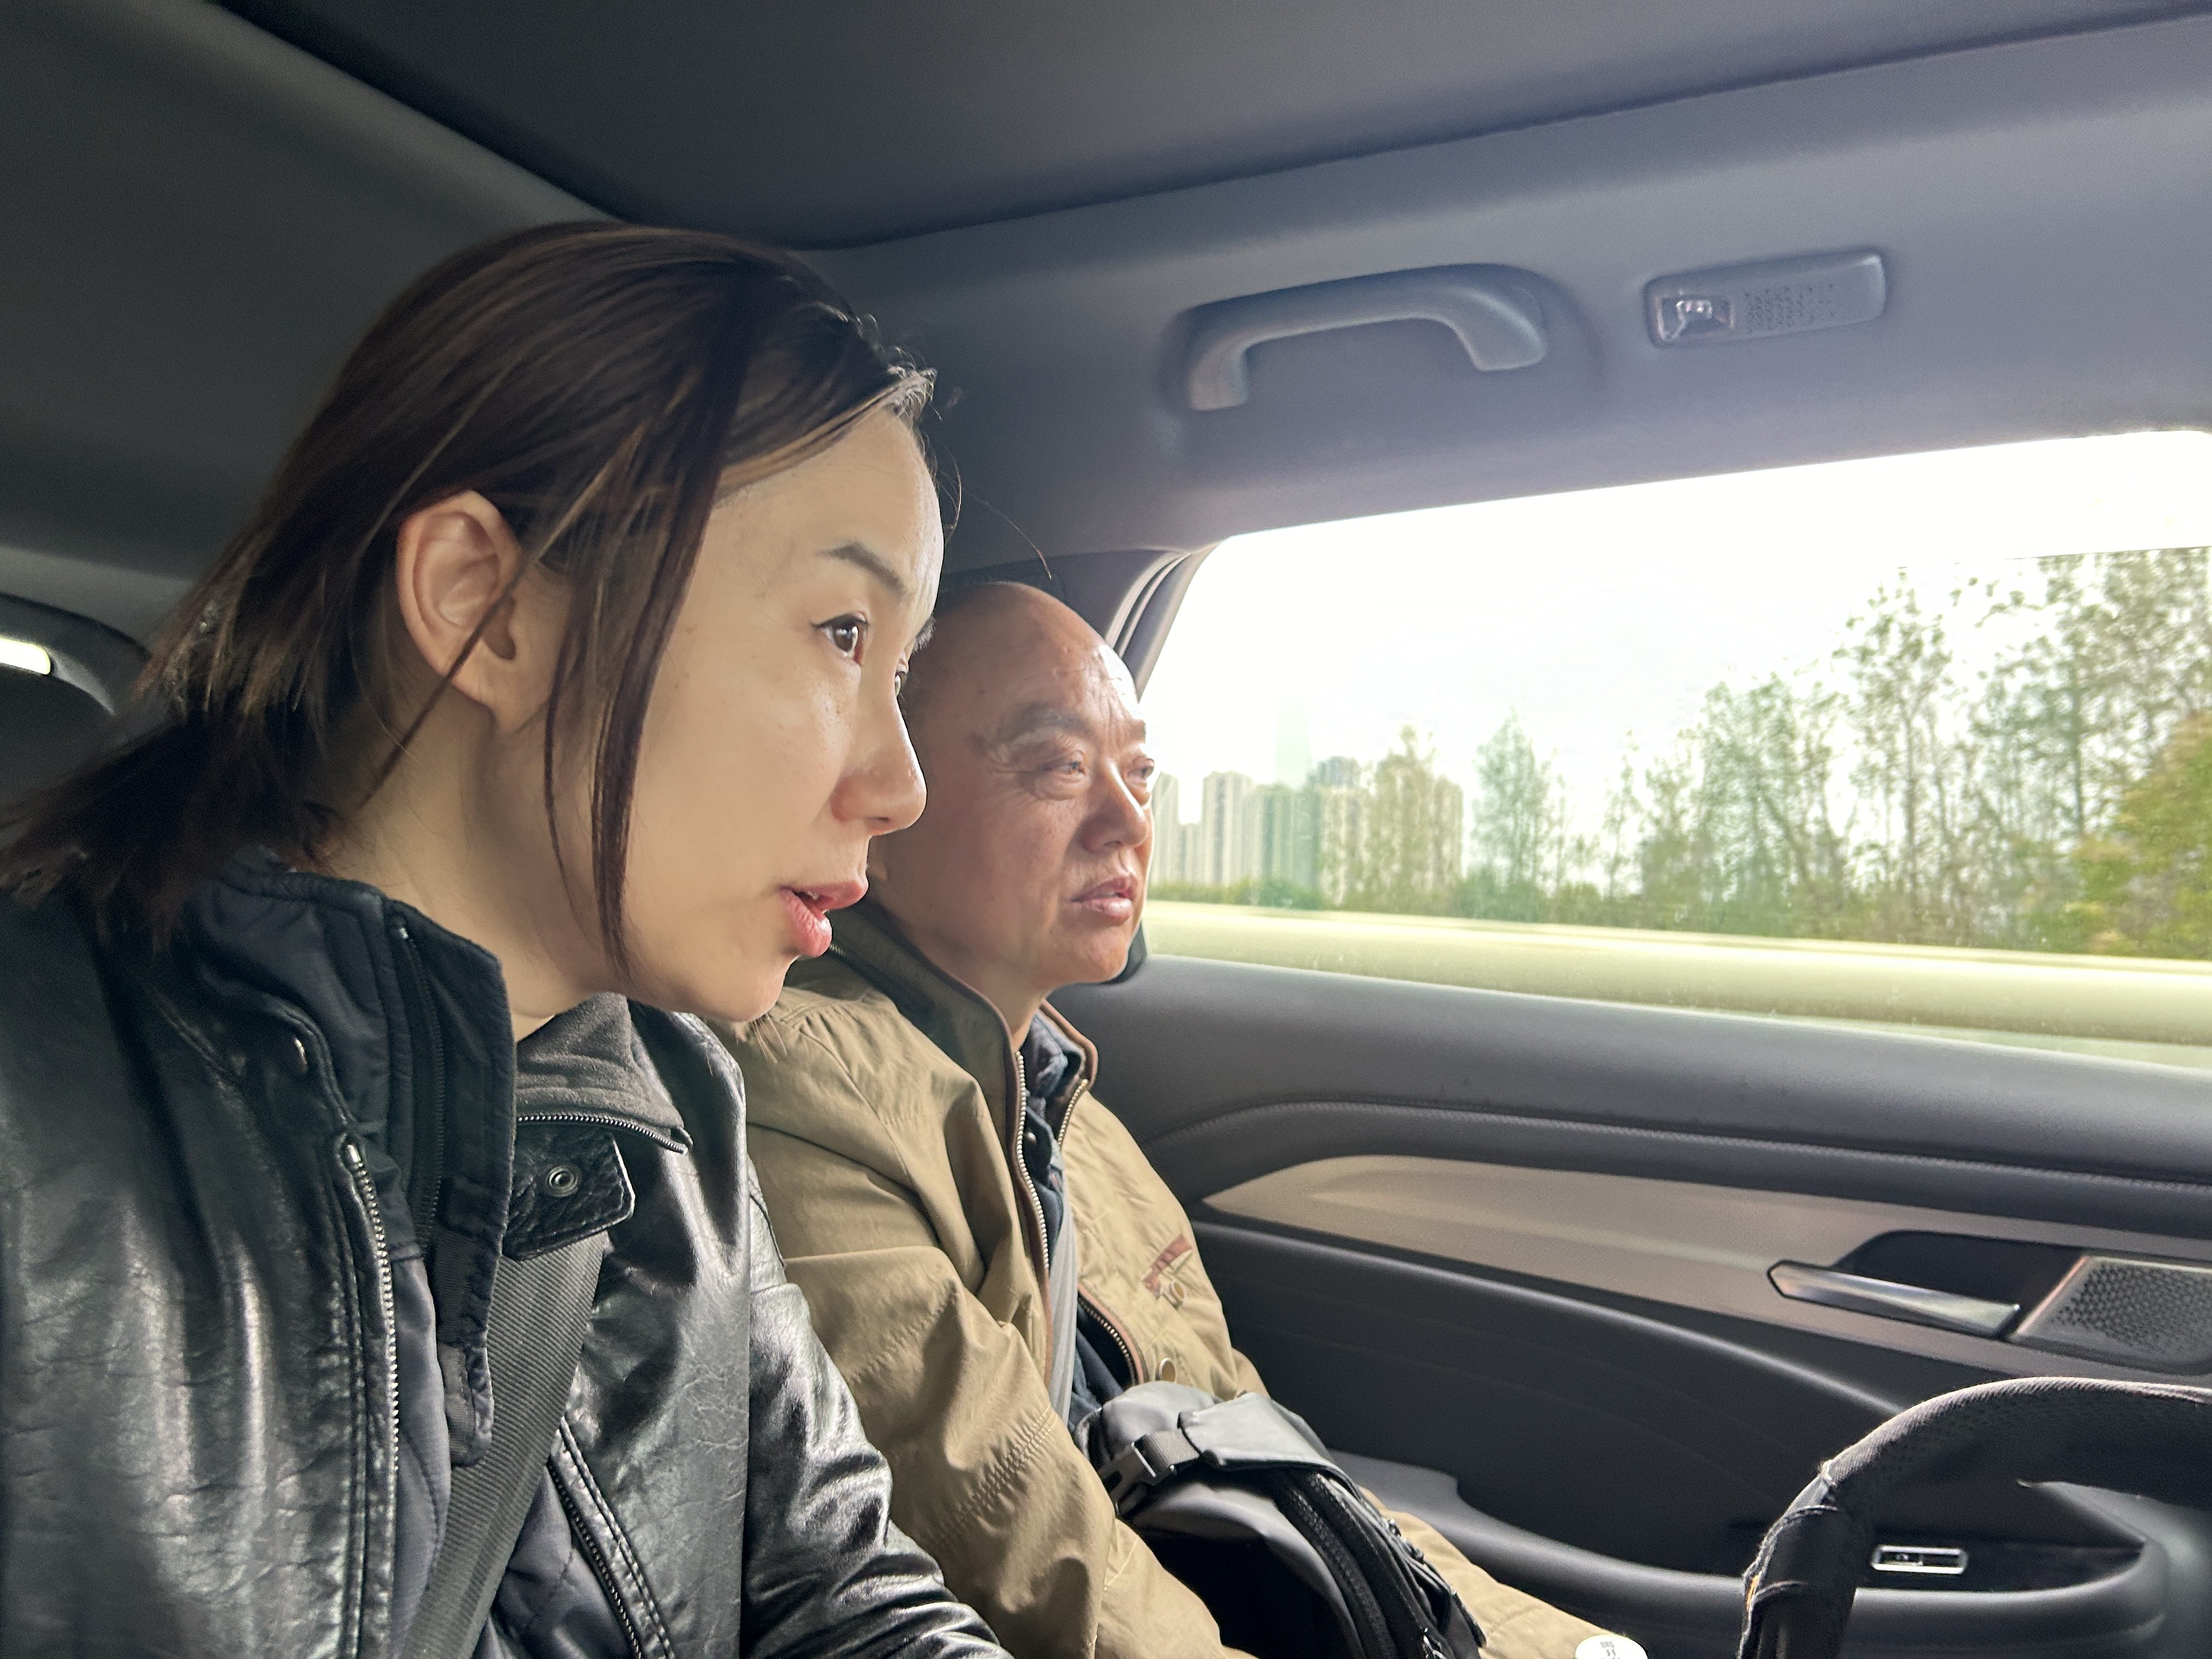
[1139,433,2212,1069]
[0,638,51,675]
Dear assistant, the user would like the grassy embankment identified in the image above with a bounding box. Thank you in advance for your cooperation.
[1141,900,2212,1070]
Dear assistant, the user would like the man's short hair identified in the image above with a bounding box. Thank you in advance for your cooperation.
[902,579,1060,719]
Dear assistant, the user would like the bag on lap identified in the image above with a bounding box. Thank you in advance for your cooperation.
[1080,1383,1485,1659]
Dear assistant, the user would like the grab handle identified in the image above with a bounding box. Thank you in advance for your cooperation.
[1769,1261,2019,1339]
[1182,267,1548,410]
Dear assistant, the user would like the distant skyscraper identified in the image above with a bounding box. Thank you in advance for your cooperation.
[1313,754,1362,788]
[1201,771,1259,886]
[1274,701,1312,787]
[1149,773,1183,883]
[1258,785,1321,890]
[1175,820,1204,885]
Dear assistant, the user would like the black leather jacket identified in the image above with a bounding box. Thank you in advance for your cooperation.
[0,856,1006,1659]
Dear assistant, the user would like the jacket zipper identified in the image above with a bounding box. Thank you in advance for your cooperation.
[338,1137,400,1457]
[1052,1075,1090,1141]
[387,921,447,1241]
[1078,1286,1143,1389]
[1019,1057,1100,1368]
[514,1108,688,1152]
[1006,1046,1057,1304]
[338,1133,400,1652]
[1049,1075,1150,1387]
[553,1469,648,1658]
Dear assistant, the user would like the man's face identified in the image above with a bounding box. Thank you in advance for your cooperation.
[868,590,1155,1027]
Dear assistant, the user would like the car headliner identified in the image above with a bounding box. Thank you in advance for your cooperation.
[8,0,2212,642]
[221,0,2207,249]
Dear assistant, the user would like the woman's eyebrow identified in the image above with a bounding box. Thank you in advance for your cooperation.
[820,540,908,601]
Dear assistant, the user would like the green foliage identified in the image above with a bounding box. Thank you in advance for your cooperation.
[2066,714,2212,957]
[1340,727,1463,915]
[1252,876,1327,910]
[1163,546,2212,960]
[1150,876,1325,909]
[1592,548,2212,955]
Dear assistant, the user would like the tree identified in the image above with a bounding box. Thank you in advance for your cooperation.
[1688,676,1850,936]
[1350,727,1463,914]
[2068,714,2212,957]
[1460,714,1562,921]
[1161,549,2212,960]
[1836,583,1977,943]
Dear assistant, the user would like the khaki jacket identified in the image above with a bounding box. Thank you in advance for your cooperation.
[725,904,1606,1659]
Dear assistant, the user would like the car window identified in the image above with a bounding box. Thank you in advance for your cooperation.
[1140,431,2212,1069]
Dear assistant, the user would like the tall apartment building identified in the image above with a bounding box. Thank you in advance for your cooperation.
[1257,784,1321,890]
[1150,772,1180,879]
[1200,770,1259,886]
[1154,754,1462,906]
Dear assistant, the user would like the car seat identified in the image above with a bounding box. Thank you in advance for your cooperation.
[0,659,112,817]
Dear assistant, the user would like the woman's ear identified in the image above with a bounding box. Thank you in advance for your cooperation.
[392,491,560,732]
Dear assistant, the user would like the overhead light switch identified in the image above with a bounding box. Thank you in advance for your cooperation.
[1646,250,1886,347]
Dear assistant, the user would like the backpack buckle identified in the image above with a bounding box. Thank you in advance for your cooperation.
[1098,1426,1202,1513]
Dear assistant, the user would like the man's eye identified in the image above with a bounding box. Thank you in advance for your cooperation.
[822,616,865,658]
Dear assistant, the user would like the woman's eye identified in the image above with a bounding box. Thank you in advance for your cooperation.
[822,616,865,659]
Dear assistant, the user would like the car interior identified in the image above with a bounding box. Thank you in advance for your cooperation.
[7,2,2212,1655]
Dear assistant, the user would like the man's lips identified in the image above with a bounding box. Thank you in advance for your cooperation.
[1071,874,1139,921]
[780,879,867,957]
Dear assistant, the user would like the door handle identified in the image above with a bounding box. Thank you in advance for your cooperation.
[1770,1261,2019,1339]
[1182,266,1548,410]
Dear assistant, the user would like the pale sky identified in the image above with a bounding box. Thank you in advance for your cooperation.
[1141,430,2212,833]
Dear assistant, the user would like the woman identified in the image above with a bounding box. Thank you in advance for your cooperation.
[0,223,1006,1658]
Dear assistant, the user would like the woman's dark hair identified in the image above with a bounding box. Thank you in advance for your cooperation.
[0,222,930,963]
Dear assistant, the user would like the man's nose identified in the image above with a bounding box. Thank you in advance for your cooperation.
[1084,770,1151,850]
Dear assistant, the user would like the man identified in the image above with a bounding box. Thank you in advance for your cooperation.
[724,582,1614,1659]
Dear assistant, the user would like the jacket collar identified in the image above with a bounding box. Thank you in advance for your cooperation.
[515,994,689,1149]
[184,849,685,1159]
[183,850,692,1459]
[825,899,1099,1130]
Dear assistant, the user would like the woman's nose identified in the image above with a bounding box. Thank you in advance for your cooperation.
[850,701,926,834]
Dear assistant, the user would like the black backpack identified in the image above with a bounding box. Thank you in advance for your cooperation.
[1081,1383,1485,1659]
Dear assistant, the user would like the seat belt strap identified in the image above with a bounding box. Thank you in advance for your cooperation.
[403,1233,608,1659]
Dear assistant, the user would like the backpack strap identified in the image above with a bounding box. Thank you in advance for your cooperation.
[403,1232,608,1659]
[1084,1384,1485,1659]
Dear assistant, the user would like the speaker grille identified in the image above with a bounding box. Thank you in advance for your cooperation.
[2012,1255,2212,1373]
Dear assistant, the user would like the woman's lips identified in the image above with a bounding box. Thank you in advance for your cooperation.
[1072,876,1138,923]
[780,879,867,958]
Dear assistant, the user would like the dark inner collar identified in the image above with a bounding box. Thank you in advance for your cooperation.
[515,994,689,1148]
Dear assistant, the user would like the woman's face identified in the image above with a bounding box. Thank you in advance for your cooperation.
[617,410,940,1022]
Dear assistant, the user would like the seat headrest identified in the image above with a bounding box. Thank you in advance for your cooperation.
[0,664,111,812]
